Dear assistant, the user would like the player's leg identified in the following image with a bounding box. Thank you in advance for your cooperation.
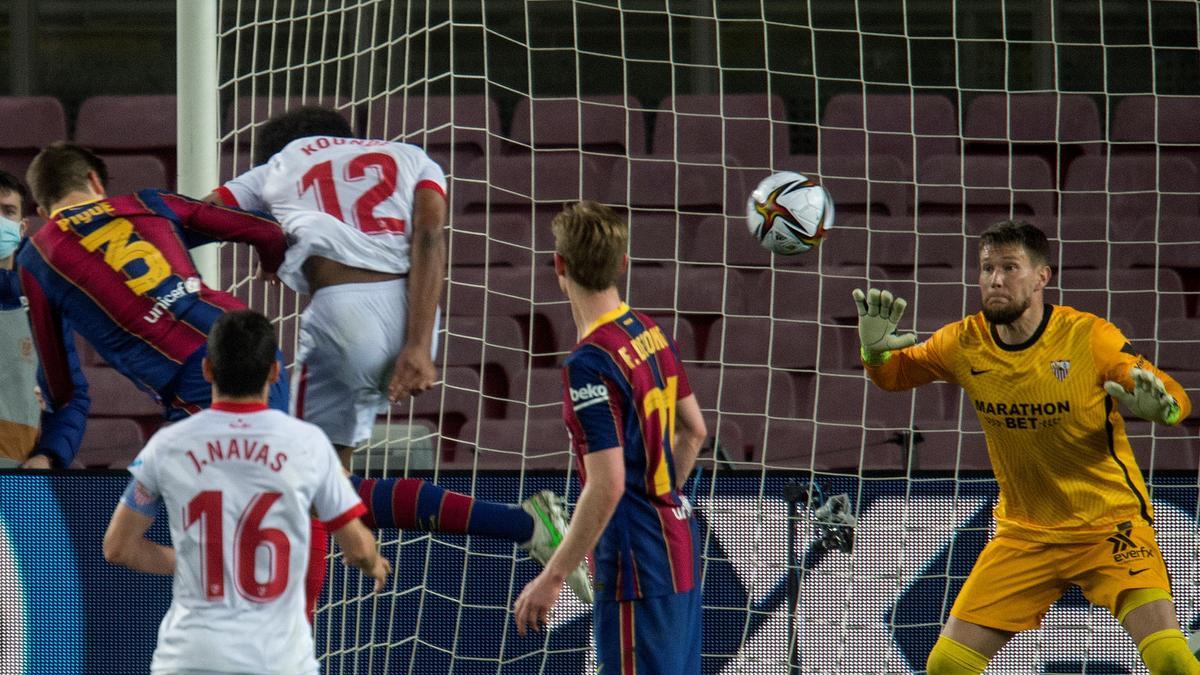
[594,587,702,675]
[928,535,1065,674]
[349,475,592,602]
[1072,523,1200,674]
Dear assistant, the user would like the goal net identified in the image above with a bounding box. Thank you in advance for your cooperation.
[214,1,1200,673]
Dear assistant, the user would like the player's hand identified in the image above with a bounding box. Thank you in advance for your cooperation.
[365,554,392,593]
[852,288,917,363]
[1104,367,1182,425]
[20,454,52,470]
[256,264,279,284]
[514,570,563,636]
[387,346,437,402]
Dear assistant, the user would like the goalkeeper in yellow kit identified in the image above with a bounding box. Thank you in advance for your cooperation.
[853,220,1199,674]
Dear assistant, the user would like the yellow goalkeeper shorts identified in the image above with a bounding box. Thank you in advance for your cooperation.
[950,524,1172,632]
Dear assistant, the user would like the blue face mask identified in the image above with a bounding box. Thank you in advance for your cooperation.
[0,216,20,259]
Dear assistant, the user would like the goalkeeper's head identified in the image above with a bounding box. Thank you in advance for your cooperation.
[203,310,280,402]
[977,220,1052,326]
[551,200,629,295]
[254,106,355,166]
[26,142,109,217]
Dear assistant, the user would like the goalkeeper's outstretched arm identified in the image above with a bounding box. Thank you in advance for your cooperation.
[852,287,953,392]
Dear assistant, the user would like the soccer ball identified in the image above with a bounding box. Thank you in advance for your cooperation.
[746,172,834,255]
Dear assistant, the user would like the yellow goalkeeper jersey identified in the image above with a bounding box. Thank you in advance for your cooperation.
[865,304,1191,543]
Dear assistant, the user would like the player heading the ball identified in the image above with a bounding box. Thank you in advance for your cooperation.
[104,309,389,675]
[852,220,1198,674]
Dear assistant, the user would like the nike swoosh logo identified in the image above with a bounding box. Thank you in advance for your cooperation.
[970,368,992,376]
[1129,568,1149,576]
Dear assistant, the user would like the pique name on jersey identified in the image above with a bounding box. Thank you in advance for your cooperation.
[974,399,1071,430]
[184,438,288,474]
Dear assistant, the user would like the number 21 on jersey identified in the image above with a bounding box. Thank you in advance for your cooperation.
[299,152,406,235]
[185,490,291,602]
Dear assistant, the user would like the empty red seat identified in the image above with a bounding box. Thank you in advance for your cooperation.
[613,155,740,213]
[816,154,912,218]
[0,96,66,149]
[1111,95,1200,145]
[1055,268,1187,340]
[0,96,68,181]
[917,154,1057,226]
[101,155,170,194]
[964,93,1104,155]
[625,264,745,315]
[651,93,790,168]
[1061,155,1200,231]
[508,95,648,156]
[703,316,820,371]
[453,419,573,469]
[76,95,177,152]
[821,91,959,180]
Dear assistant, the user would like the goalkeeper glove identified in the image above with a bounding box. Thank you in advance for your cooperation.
[851,288,917,365]
[1104,367,1182,425]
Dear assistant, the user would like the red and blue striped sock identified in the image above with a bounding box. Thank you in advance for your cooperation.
[348,475,534,543]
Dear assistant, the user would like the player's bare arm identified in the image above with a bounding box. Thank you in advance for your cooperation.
[330,517,391,593]
[514,446,624,635]
[672,393,706,490]
[103,503,175,576]
[388,186,446,402]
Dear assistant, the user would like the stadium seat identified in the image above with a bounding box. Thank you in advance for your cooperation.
[440,313,531,378]
[681,215,775,266]
[362,93,501,169]
[0,96,68,181]
[651,93,790,169]
[508,94,648,156]
[1110,95,1200,147]
[1056,268,1187,339]
[453,418,574,469]
[963,93,1104,168]
[1147,318,1200,374]
[75,95,178,185]
[822,226,917,269]
[821,91,959,180]
[394,365,495,421]
[614,155,741,214]
[76,418,145,469]
[878,266,973,334]
[1061,155,1200,231]
[917,154,1057,228]
[626,211,698,264]
[625,264,746,316]
[456,152,610,218]
[814,154,912,218]
[504,367,569,425]
[703,316,819,371]
[100,155,170,194]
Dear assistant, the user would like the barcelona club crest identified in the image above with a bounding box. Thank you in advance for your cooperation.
[1050,359,1071,382]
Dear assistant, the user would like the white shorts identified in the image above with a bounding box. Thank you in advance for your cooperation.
[290,278,439,446]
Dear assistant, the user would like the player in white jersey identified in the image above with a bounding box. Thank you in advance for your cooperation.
[212,107,444,456]
[103,310,390,675]
[209,107,594,608]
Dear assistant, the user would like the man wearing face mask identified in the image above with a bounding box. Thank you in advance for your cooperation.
[0,170,90,468]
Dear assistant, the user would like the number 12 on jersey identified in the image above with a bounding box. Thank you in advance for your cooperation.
[185,490,291,602]
[299,152,406,235]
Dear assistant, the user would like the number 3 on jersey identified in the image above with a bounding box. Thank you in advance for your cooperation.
[185,490,291,602]
[299,152,406,235]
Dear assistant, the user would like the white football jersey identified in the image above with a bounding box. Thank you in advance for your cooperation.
[128,403,365,674]
[219,137,447,294]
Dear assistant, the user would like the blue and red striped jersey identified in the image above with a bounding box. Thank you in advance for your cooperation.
[562,303,699,601]
[17,190,285,414]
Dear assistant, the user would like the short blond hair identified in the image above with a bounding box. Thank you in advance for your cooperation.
[551,200,628,292]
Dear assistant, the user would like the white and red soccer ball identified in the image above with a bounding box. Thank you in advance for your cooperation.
[746,171,834,255]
